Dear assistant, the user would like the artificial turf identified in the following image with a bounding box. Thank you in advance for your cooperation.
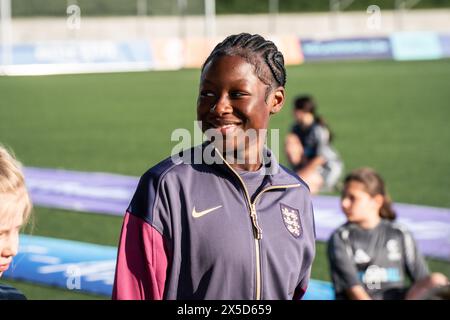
[0,59,449,299]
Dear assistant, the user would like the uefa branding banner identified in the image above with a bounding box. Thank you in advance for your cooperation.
[300,37,393,61]
[23,167,450,261]
[0,40,155,75]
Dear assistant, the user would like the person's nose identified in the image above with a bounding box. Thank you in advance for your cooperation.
[341,198,351,210]
[2,234,19,259]
[211,94,232,116]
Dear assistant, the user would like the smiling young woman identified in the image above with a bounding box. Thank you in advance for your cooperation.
[112,33,316,300]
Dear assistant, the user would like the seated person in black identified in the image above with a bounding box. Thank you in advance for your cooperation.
[327,167,448,300]
[285,95,343,194]
[0,145,32,300]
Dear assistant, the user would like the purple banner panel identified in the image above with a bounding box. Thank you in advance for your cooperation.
[301,37,392,61]
[24,167,138,216]
[439,34,450,58]
[24,167,450,260]
[312,195,450,261]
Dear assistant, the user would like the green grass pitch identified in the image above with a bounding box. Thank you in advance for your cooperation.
[0,59,449,299]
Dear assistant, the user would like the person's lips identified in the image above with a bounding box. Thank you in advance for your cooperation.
[206,119,243,135]
[0,264,10,272]
[217,123,239,135]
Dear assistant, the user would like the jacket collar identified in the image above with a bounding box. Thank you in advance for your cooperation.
[194,141,304,188]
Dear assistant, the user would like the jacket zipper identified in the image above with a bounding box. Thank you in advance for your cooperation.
[250,184,301,299]
[217,151,301,299]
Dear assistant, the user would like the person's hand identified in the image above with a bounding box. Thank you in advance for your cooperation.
[285,133,303,166]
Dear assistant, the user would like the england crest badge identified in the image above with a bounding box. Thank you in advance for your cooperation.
[280,203,302,238]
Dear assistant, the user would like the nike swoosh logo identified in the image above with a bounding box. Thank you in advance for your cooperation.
[192,205,223,218]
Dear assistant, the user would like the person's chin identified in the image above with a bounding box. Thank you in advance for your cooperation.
[220,143,239,160]
[209,138,235,152]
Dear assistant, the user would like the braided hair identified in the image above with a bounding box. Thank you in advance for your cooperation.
[201,33,286,98]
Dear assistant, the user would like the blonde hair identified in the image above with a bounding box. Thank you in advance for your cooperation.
[0,145,32,226]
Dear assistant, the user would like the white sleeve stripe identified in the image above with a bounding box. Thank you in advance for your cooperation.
[392,222,416,266]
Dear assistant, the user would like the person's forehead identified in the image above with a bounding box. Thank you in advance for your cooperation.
[0,211,24,231]
[203,55,256,75]
[345,181,368,193]
[202,77,251,85]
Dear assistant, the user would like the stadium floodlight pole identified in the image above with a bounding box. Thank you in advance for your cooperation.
[395,0,421,31]
[0,0,12,70]
[204,0,216,39]
[137,0,147,39]
[177,0,187,41]
[329,0,340,36]
[268,0,279,35]
[329,0,354,36]
[137,0,147,16]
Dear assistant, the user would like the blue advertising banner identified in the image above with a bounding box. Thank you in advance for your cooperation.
[390,32,443,61]
[3,235,116,296]
[301,37,392,61]
[0,41,154,75]
[3,235,334,299]
[1,41,152,65]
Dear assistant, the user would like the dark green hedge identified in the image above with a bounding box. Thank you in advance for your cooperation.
[10,0,450,17]
[218,0,450,14]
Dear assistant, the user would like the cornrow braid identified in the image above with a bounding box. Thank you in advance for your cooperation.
[202,33,287,90]
[265,51,286,88]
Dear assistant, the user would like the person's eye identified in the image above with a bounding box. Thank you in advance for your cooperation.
[230,91,248,98]
[200,91,215,98]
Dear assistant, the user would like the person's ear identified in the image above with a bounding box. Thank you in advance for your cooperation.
[270,87,285,115]
[373,194,384,211]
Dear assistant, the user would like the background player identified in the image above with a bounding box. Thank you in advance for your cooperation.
[327,167,448,300]
[285,95,343,194]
